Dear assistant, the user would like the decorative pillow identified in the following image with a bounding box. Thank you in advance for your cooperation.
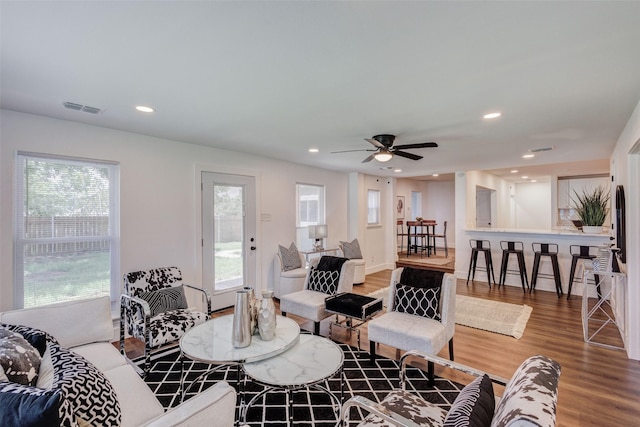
[0,328,42,386]
[393,283,441,321]
[399,267,445,289]
[340,238,363,259]
[139,285,188,317]
[316,255,348,272]
[0,383,70,427]
[307,268,340,295]
[0,365,8,382]
[49,343,121,426]
[491,355,561,427]
[279,242,302,271]
[0,323,52,356]
[36,344,54,390]
[444,374,495,427]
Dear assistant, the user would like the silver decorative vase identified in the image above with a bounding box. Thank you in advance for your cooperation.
[243,286,259,335]
[258,290,277,341]
[232,289,251,348]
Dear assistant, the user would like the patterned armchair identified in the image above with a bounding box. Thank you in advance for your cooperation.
[120,266,211,375]
[341,351,560,427]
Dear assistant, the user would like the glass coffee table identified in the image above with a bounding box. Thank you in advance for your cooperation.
[179,314,300,400]
[241,334,344,426]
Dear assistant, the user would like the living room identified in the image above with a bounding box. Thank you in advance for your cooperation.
[2,2,640,426]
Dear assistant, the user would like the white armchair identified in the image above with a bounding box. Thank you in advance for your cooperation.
[368,267,456,383]
[279,256,355,335]
[272,251,307,298]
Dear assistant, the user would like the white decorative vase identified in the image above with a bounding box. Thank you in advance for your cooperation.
[582,226,604,234]
[258,290,277,341]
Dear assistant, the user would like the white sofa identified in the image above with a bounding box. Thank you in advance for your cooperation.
[1,296,236,427]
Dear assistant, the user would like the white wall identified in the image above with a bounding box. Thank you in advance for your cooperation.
[0,110,352,310]
[514,181,552,230]
[423,180,455,249]
[610,98,640,360]
[463,170,512,229]
[395,178,427,222]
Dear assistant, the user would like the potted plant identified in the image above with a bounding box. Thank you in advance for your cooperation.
[572,185,610,233]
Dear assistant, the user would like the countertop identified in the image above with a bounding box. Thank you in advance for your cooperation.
[465,227,612,237]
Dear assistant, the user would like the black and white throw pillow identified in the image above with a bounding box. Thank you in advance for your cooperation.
[443,374,495,427]
[49,343,121,426]
[0,328,42,386]
[278,242,302,271]
[139,285,188,317]
[393,283,441,321]
[307,268,340,295]
[340,238,363,259]
[0,323,52,356]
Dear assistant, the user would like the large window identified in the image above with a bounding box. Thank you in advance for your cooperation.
[14,152,119,308]
[296,183,325,227]
[368,189,380,225]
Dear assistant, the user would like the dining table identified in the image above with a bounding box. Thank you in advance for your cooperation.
[406,220,437,257]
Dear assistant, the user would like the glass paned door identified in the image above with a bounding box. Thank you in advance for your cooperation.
[202,172,256,310]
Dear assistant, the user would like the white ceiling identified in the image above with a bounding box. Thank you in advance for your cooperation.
[2,1,639,181]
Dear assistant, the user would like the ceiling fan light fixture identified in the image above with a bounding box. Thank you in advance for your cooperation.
[374,151,393,162]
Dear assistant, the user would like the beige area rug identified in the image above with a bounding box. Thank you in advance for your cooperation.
[455,295,532,339]
[366,289,532,339]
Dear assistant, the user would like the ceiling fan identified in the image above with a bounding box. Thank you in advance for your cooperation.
[332,134,438,163]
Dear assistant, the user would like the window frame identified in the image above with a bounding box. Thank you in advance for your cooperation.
[14,151,120,309]
[367,189,381,225]
[296,183,325,227]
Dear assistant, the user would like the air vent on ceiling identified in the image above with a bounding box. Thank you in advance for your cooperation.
[62,102,103,114]
[529,146,554,153]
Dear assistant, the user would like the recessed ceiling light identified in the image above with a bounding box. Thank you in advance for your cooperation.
[522,154,535,159]
[308,148,319,153]
[511,170,518,173]
[522,176,528,179]
[531,180,537,183]
[483,112,502,119]
[432,174,439,177]
[135,105,155,113]
[394,169,402,172]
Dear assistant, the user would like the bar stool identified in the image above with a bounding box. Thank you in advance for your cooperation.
[498,241,529,292]
[466,239,496,287]
[530,243,562,297]
[567,245,601,300]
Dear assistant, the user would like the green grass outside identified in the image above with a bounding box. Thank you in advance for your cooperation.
[23,241,244,307]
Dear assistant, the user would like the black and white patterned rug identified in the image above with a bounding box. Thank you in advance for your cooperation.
[141,343,461,426]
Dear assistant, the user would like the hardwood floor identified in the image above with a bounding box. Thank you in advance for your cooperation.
[119,266,640,426]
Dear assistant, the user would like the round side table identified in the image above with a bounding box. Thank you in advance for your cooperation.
[241,335,344,426]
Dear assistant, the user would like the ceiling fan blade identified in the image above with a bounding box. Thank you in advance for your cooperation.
[393,142,438,150]
[331,149,376,153]
[364,138,384,148]
[393,150,423,161]
[361,153,377,163]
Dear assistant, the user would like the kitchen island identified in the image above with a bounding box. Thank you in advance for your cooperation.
[456,227,613,297]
